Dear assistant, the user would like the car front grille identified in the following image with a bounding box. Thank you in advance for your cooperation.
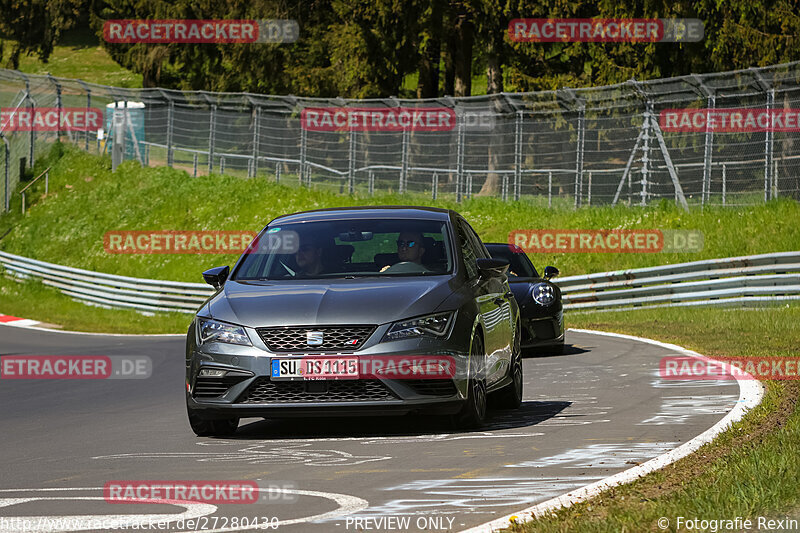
[405,379,459,396]
[237,378,397,403]
[256,325,376,352]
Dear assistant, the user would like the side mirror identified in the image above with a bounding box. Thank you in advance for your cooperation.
[476,258,509,277]
[543,266,559,280]
[202,266,230,290]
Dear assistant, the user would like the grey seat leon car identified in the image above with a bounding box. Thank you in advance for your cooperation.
[186,206,522,436]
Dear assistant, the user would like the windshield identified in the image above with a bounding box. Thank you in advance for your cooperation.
[233,218,453,280]
[488,246,538,278]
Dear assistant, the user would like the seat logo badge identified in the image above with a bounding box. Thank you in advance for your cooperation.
[307,331,324,346]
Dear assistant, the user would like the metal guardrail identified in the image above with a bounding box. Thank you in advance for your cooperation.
[0,249,798,314]
[559,251,800,310]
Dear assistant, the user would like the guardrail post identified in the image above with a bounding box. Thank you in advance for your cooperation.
[251,104,261,178]
[208,104,216,174]
[514,110,522,201]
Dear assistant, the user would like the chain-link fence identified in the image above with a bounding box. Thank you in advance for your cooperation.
[3,61,800,212]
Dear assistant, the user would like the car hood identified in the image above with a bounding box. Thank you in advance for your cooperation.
[207,277,457,327]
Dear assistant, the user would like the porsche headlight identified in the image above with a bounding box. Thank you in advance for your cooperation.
[531,283,556,306]
[197,318,252,346]
[384,311,455,341]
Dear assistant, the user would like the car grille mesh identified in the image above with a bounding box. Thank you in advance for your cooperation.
[238,378,397,403]
[256,325,376,352]
[404,379,458,396]
[193,374,249,399]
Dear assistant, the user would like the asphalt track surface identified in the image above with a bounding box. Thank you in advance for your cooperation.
[0,324,741,533]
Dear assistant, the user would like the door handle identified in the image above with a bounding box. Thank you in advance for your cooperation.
[504,291,514,299]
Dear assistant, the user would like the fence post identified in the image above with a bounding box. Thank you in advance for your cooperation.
[765,87,775,202]
[640,101,653,207]
[456,117,465,202]
[400,129,409,194]
[220,156,226,175]
[368,170,374,196]
[573,101,585,208]
[166,98,174,167]
[548,171,552,208]
[1,136,8,212]
[348,127,356,195]
[299,126,307,186]
[193,153,198,177]
[275,162,281,183]
[208,103,216,174]
[432,172,438,200]
[587,172,592,206]
[514,110,522,201]
[251,104,261,177]
[702,93,715,205]
[19,73,35,167]
[47,74,63,141]
[722,162,727,206]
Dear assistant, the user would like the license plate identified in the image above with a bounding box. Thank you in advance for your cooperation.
[270,358,359,380]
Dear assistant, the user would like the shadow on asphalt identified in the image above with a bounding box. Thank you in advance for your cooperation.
[230,400,571,440]
[524,343,590,358]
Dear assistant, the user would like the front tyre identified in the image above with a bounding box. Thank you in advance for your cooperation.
[453,335,487,430]
[187,406,239,437]
[493,323,523,409]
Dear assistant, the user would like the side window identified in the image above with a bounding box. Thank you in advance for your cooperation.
[465,224,489,259]
[456,220,478,279]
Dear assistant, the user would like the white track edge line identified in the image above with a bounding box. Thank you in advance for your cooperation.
[0,321,184,337]
[459,327,765,533]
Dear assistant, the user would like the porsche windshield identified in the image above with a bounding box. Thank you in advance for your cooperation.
[233,219,453,280]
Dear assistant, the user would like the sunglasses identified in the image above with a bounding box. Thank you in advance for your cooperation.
[396,240,417,248]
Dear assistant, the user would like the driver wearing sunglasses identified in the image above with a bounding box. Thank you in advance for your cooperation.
[396,231,426,264]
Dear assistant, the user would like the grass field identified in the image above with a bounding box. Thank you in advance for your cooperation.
[1,143,798,286]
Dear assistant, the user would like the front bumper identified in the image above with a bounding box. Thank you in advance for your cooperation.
[520,310,565,349]
[186,320,472,419]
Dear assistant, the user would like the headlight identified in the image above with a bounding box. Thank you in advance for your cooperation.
[197,318,252,346]
[384,311,455,341]
[531,283,556,306]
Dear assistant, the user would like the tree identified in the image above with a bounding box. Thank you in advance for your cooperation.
[0,0,81,69]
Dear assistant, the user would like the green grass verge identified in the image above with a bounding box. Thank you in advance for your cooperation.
[4,28,142,87]
[508,305,800,533]
[1,143,799,284]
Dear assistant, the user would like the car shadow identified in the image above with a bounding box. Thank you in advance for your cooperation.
[230,400,571,440]
[523,343,589,358]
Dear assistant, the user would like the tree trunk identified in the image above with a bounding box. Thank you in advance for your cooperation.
[453,13,473,97]
[478,30,506,196]
[416,0,444,99]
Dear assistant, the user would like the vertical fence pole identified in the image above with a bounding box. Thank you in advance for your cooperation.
[573,103,585,208]
[640,102,652,207]
[251,105,261,177]
[722,163,727,206]
[587,172,592,206]
[21,74,35,167]
[548,171,552,208]
[432,172,438,200]
[193,153,198,177]
[47,74,63,142]
[220,156,226,175]
[208,104,216,174]
[764,87,775,202]
[368,170,374,196]
[400,129,409,194]
[773,158,778,198]
[702,93,715,205]
[456,118,464,202]
[276,162,281,183]
[166,99,174,167]
[348,128,356,195]
[2,137,8,212]
[299,126,307,186]
[85,88,92,151]
[514,110,522,201]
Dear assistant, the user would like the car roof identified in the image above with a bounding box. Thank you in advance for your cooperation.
[271,206,454,224]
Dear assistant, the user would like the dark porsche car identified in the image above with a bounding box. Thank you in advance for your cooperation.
[186,207,522,436]
[485,244,565,355]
